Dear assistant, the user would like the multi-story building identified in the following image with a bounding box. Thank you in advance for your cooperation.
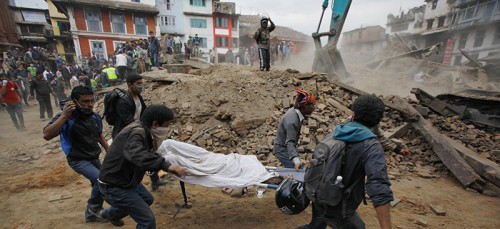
[448,0,500,65]
[9,0,53,49]
[47,0,75,63]
[421,0,454,63]
[157,0,185,36]
[212,0,239,59]
[341,26,386,62]
[0,1,20,52]
[183,0,214,56]
[386,5,426,42]
[51,0,159,62]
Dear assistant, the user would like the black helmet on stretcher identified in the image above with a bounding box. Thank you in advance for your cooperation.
[275,177,310,215]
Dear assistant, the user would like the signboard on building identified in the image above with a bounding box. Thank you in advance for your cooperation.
[443,38,455,65]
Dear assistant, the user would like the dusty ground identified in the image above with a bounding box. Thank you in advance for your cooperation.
[0,64,499,229]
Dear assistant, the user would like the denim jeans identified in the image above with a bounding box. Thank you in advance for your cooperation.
[67,158,104,221]
[98,183,155,229]
[37,95,53,119]
[5,102,24,129]
[296,203,365,229]
[152,52,159,68]
[274,151,295,169]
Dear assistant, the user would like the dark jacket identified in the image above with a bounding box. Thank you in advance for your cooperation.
[30,77,52,97]
[99,121,171,188]
[111,91,147,138]
[254,21,276,49]
[328,122,394,216]
[45,111,103,160]
[149,36,161,53]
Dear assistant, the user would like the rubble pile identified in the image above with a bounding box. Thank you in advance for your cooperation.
[95,64,498,190]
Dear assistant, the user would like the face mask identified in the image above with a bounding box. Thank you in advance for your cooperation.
[134,84,144,94]
[75,100,93,115]
[151,126,169,149]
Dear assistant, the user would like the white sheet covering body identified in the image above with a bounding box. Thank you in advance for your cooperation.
[157,139,273,188]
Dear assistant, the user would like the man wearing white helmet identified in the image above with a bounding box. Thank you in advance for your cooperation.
[254,16,275,71]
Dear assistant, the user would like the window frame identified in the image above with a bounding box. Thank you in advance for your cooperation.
[85,8,102,32]
[190,0,206,7]
[110,12,126,34]
[473,29,485,48]
[190,18,207,28]
[134,15,148,35]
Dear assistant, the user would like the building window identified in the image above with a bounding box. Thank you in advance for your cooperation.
[111,13,126,34]
[57,22,71,35]
[473,30,485,47]
[134,15,147,35]
[432,0,438,10]
[232,18,237,30]
[190,18,207,28]
[161,16,176,26]
[131,0,140,2]
[458,32,468,49]
[86,9,102,32]
[232,37,238,47]
[216,36,229,47]
[20,25,44,35]
[427,19,434,29]
[493,27,500,45]
[437,16,445,27]
[453,55,462,65]
[463,7,476,21]
[215,17,228,28]
[190,0,206,7]
[165,0,171,10]
[199,37,208,48]
[90,41,106,59]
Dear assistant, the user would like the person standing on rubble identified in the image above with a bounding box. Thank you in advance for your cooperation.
[42,86,116,225]
[92,105,189,228]
[148,31,161,69]
[296,94,393,229]
[254,16,275,71]
[274,88,316,169]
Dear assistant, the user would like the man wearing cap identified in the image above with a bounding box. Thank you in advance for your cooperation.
[254,16,275,71]
[274,88,316,169]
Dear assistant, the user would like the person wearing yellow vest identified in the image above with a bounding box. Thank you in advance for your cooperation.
[102,64,118,86]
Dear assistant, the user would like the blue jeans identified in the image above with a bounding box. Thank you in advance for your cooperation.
[98,183,155,229]
[6,102,24,129]
[152,52,159,67]
[67,158,104,221]
[274,151,295,169]
[296,203,365,229]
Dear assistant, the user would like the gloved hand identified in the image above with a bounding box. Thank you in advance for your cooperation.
[2,80,7,85]
[293,157,302,170]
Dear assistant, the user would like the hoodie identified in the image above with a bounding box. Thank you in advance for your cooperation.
[333,121,376,143]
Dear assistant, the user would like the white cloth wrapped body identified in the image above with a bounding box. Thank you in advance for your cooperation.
[157,139,273,188]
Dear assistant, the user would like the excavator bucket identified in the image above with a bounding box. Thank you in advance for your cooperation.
[312,41,349,81]
[312,0,352,81]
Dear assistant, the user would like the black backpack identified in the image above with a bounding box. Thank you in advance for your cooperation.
[103,88,128,125]
[304,134,364,216]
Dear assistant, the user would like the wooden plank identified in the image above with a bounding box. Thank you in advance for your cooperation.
[386,96,486,190]
[443,135,500,188]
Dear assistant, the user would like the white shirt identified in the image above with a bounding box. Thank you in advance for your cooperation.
[294,109,305,123]
[134,97,142,121]
[116,54,127,67]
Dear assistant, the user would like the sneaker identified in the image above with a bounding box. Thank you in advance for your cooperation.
[86,217,109,223]
[88,208,124,227]
[151,178,169,191]
[40,118,45,122]
[109,219,125,227]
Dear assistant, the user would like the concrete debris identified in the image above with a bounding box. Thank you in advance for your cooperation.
[91,64,499,193]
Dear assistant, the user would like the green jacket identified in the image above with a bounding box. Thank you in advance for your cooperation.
[254,21,276,49]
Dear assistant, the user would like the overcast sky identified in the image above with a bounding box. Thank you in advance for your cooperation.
[228,0,425,35]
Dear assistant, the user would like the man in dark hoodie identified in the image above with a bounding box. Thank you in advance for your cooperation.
[297,94,393,229]
[30,69,53,121]
[93,105,189,228]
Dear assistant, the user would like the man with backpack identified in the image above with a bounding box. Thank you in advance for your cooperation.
[104,74,168,191]
[298,94,393,229]
[42,86,118,226]
[274,88,316,170]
